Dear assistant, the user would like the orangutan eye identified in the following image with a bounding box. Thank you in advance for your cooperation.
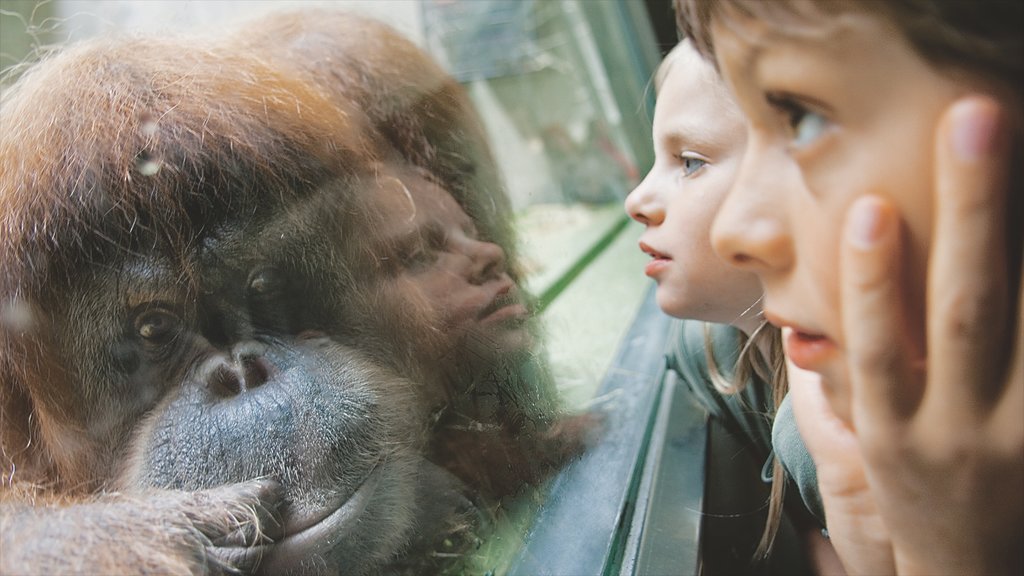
[134,308,180,343]
[248,267,287,297]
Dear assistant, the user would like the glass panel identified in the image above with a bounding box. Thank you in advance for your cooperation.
[0,2,664,574]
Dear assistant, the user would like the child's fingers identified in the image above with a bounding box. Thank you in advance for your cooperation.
[927,96,1011,417]
[840,195,919,426]
[786,356,898,575]
[786,354,860,458]
[992,263,1023,447]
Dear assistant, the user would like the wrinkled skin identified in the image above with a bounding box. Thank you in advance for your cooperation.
[0,35,476,575]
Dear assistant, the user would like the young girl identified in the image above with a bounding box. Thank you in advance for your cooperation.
[626,40,839,574]
[625,40,762,335]
[677,1,1023,573]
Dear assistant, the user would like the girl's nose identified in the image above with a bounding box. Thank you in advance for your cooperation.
[625,172,664,226]
[712,205,792,273]
[711,149,794,274]
[467,238,507,284]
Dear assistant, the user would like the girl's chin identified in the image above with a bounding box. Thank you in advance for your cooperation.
[457,324,533,360]
[655,287,698,319]
[489,326,534,357]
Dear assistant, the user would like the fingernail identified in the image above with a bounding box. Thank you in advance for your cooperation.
[951,99,1000,161]
[846,196,886,249]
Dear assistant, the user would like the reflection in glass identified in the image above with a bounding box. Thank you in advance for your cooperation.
[0,2,659,574]
[230,11,600,570]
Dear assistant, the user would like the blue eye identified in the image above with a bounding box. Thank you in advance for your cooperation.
[680,155,708,177]
[792,110,828,148]
[769,94,831,150]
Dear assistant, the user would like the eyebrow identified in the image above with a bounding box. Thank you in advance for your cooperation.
[390,220,446,253]
[660,119,735,154]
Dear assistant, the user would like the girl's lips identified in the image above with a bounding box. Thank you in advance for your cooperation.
[480,302,529,325]
[638,240,668,259]
[644,258,671,278]
[639,241,671,278]
[478,283,528,325]
[782,327,839,372]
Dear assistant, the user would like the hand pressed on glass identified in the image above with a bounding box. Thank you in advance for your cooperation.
[840,96,1022,576]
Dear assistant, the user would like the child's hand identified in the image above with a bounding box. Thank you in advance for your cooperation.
[840,96,1023,575]
[786,355,895,576]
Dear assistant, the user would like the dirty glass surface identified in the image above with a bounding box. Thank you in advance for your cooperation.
[0,1,674,574]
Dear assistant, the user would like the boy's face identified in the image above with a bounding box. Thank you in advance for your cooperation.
[371,166,532,361]
[625,45,762,331]
[708,10,969,388]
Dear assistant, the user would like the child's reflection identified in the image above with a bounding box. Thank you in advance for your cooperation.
[375,164,532,362]
[362,163,589,499]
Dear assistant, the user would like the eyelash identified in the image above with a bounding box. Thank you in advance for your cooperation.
[767,93,831,151]
[401,227,449,271]
[676,153,708,177]
[405,246,437,268]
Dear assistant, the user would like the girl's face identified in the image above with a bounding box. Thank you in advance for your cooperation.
[625,44,762,332]
[708,10,972,387]
[371,166,532,360]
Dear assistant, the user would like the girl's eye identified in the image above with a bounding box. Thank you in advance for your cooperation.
[792,110,828,148]
[770,94,831,150]
[679,154,708,177]
[403,245,439,270]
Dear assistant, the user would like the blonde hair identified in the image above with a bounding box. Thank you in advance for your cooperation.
[704,321,787,561]
[655,39,741,109]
